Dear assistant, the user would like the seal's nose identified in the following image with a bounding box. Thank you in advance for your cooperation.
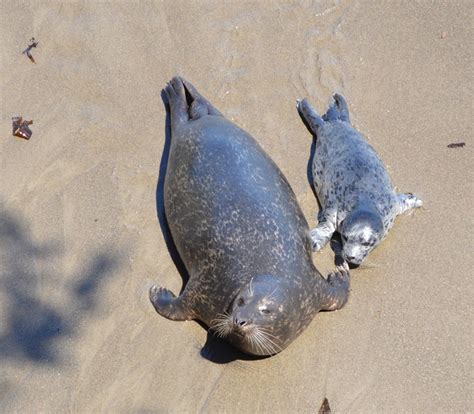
[234,318,247,327]
[345,255,356,262]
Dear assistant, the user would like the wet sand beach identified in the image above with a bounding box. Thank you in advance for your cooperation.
[0,1,472,412]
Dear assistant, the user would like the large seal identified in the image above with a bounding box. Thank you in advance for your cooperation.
[297,94,423,265]
[149,77,350,356]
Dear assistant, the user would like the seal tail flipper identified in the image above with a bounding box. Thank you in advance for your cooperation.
[180,77,224,118]
[396,193,423,215]
[297,98,325,136]
[320,265,350,311]
[323,93,350,122]
[163,77,190,129]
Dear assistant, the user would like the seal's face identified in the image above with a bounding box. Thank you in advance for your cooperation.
[340,210,384,265]
[211,275,294,356]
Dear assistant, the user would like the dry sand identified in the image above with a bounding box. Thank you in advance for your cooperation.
[0,1,472,412]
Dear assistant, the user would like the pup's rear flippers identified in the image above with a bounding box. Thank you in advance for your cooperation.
[297,98,325,136]
[323,93,350,122]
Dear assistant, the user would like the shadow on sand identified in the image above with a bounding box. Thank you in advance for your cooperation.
[0,208,120,365]
[200,330,269,364]
[155,90,189,291]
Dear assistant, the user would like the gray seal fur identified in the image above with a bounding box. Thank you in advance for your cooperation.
[149,77,350,356]
[297,94,422,265]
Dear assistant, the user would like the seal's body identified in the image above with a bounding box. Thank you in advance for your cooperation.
[297,95,422,265]
[150,77,350,356]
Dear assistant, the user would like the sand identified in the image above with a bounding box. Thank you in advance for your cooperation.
[0,1,472,412]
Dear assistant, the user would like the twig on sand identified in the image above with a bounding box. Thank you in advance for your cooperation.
[22,37,38,63]
[447,142,465,149]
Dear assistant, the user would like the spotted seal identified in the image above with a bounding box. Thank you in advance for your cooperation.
[297,94,423,265]
[149,76,350,356]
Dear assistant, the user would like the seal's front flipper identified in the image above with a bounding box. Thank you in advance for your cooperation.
[297,98,325,136]
[310,208,337,251]
[396,193,423,215]
[149,285,193,321]
[320,266,350,311]
[324,93,350,123]
[163,77,189,130]
[310,227,333,251]
[180,77,224,119]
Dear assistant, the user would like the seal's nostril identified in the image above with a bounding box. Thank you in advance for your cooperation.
[234,318,246,327]
[239,320,247,327]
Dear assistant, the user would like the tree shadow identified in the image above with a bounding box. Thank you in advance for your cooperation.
[298,109,320,203]
[0,208,120,365]
[155,90,189,292]
[307,137,319,202]
[72,255,119,313]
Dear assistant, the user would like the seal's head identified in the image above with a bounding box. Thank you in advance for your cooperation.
[340,209,384,265]
[211,275,296,356]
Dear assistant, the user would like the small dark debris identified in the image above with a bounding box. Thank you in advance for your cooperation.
[319,397,331,414]
[22,37,38,63]
[447,142,465,148]
[12,117,33,140]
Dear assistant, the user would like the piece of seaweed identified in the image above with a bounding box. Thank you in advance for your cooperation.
[22,37,38,63]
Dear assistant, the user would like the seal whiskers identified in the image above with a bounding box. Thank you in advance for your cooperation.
[210,313,233,338]
[246,327,282,355]
[356,257,381,269]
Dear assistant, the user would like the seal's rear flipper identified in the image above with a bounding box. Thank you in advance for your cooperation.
[180,77,224,119]
[320,266,350,311]
[297,98,325,136]
[163,77,190,129]
[323,93,350,123]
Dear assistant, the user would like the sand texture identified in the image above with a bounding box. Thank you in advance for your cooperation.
[0,1,472,413]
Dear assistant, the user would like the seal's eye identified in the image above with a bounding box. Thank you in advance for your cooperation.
[237,298,245,306]
[259,307,270,315]
[362,241,370,247]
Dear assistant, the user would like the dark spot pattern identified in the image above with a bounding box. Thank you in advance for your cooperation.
[300,97,419,263]
[151,77,350,356]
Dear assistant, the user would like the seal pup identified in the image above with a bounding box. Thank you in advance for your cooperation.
[297,94,422,265]
[150,76,350,356]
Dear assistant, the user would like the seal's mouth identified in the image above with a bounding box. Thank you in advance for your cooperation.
[232,329,246,338]
[211,316,283,356]
[342,251,365,266]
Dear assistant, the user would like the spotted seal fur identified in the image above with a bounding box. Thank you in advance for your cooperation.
[149,77,350,356]
[297,94,422,265]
